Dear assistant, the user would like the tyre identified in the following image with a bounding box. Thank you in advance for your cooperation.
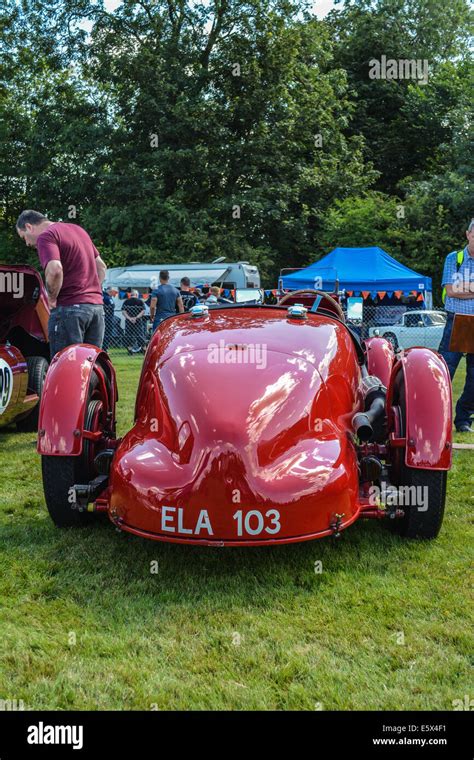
[383,332,399,351]
[42,455,95,527]
[16,356,49,432]
[391,465,447,539]
[42,368,108,527]
[389,378,447,539]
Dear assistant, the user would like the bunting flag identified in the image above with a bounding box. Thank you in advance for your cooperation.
[417,293,424,301]
[361,291,370,299]
[377,291,386,300]
[346,290,353,297]
[370,291,377,300]
[387,291,394,299]
[394,290,403,299]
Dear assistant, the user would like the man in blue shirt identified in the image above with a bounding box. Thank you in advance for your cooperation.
[149,270,184,331]
[438,219,474,433]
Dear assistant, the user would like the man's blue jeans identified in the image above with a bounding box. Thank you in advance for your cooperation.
[438,311,474,429]
[48,304,105,357]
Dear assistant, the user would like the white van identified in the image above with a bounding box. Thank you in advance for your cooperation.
[104,260,260,292]
[103,260,261,329]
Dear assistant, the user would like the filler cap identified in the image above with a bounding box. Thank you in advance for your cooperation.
[190,304,209,318]
[287,303,308,319]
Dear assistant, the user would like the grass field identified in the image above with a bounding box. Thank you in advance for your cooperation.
[0,352,472,710]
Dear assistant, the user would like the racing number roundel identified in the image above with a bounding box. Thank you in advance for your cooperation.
[0,359,14,416]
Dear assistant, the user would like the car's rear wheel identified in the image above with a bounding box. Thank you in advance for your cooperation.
[389,377,447,539]
[16,356,49,432]
[391,465,447,539]
[383,332,399,351]
[42,368,108,527]
[42,455,94,527]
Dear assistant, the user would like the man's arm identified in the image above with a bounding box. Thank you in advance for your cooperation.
[44,261,63,309]
[445,283,474,299]
[442,252,474,300]
[95,255,106,285]
[177,295,185,314]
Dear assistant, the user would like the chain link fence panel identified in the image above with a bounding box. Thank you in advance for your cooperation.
[101,294,446,356]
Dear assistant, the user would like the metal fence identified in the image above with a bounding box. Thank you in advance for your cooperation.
[102,293,446,355]
[344,303,446,352]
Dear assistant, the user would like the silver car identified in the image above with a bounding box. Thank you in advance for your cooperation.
[369,310,447,350]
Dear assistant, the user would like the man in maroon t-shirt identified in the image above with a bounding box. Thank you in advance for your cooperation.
[16,210,107,356]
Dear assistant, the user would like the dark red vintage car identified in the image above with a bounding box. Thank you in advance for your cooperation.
[38,289,452,545]
[0,264,50,432]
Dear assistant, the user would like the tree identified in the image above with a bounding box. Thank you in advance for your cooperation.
[1,0,373,283]
[0,0,109,264]
[327,0,473,192]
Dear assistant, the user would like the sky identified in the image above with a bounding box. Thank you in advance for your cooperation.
[312,0,337,17]
[80,0,337,34]
[102,0,337,17]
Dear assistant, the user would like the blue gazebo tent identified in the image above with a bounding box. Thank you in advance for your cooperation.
[280,247,432,305]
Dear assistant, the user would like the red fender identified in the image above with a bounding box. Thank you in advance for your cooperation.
[363,336,394,387]
[387,347,452,470]
[37,344,117,456]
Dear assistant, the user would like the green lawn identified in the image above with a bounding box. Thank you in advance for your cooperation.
[0,352,472,710]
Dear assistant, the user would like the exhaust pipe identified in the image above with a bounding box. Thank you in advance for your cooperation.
[352,376,386,442]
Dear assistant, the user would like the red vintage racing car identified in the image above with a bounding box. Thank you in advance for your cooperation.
[38,289,452,545]
[1,264,50,432]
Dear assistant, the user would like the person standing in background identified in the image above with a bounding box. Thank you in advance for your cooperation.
[149,271,184,331]
[122,289,146,354]
[102,286,115,352]
[206,286,220,304]
[438,219,474,433]
[179,276,198,311]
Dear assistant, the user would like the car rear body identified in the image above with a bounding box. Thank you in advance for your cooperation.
[107,307,364,544]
